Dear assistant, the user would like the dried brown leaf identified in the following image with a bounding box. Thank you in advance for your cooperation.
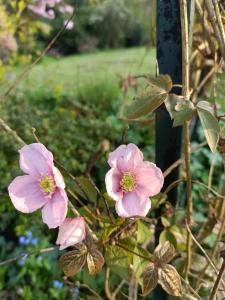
[147,74,173,93]
[87,248,105,275]
[59,249,86,277]
[154,241,175,265]
[158,264,182,297]
[141,262,158,296]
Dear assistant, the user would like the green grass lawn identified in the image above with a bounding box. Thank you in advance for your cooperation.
[8,47,156,94]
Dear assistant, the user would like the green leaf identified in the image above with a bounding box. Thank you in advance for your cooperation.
[141,262,158,296]
[159,229,177,248]
[59,246,87,277]
[105,244,131,280]
[87,248,104,275]
[161,217,171,228]
[197,101,219,152]
[73,176,97,202]
[169,225,187,252]
[123,75,172,120]
[158,264,182,297]
[102,218,125,241]
[151,193,167,209]
[133,246,151,280]
[165,94,196,126]
[137,220,152,244]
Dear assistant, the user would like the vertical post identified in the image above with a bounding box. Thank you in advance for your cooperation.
[155,0,192,298]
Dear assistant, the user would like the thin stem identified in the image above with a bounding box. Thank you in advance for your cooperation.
[191,179,225,199]
[87,175,114,223]
[0,118,25,146]
[111,280,126,300]
[115,242,152,262]
[205,0,225,62]
[0,247,57,266]
[180,0,192,281]
[208,155,216,193]
[184,123,193,280]
[54,159,91,202]
[163,141,207,178]
[67,188,98,220]
[195,155,225,288]
[105,267,113,300]
[209,259,225,300]
[186,222,221,276]
[76,281,104,300]
[102,219,137,245]
[180,277,203,300]
[129,273,137,300]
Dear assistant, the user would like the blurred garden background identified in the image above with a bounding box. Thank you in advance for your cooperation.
[1,0,225,299]
[0,1,157,299]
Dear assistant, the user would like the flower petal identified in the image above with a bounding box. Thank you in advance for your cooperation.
[115,191,151,218]
[53,167,65,189]
[108,143,143,172]
[8,175,47,213]
[135,161,164,197]
[42,188,68,228]
[108,145,126,168]
[56,217,86,250]
[105,168,123,201]
[19,143,54,176]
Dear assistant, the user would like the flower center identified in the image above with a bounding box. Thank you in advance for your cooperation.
[39,176,56,194]
[120,172,136,193]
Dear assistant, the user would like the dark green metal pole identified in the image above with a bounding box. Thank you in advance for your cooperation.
[154,0,192,299]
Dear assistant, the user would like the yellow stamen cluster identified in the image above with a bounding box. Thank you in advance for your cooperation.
[120,172,136,193]
[39,176,55,193]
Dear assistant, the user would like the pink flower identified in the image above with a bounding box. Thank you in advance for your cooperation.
[105,144,164,218]
[8,143,68,228]
[56,217,86,250]
[64,20,74,30]
[28,1,55,19]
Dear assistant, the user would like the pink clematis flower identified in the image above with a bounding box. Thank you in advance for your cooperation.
[105,143,164,218]
[8,143,68,228]
[56,217,86,250]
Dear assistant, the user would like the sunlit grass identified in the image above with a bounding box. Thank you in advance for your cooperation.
[4,47,156,95]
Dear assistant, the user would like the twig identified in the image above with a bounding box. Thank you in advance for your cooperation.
[0,117,25,146]
[180,277,203,300]
[205,0,225,63]
[67,188,98,220]
[180,0,193,281]
[209,258,225,300]
[186,222,220,276]
[191,179,225,199]
[129,273,137,300]
[164,179,184,195]
[111,280,126,300]
[208,155,216,193]
[0,247,57,266]
[76,281,104,300]
[163,141,207,178]
[87,175,114,223]
[212,0,225,55]
[195,156,225,288]
[105,267,113,300]
[115,242,152,262]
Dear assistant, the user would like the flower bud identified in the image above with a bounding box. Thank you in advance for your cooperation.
[56,217,86,250]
